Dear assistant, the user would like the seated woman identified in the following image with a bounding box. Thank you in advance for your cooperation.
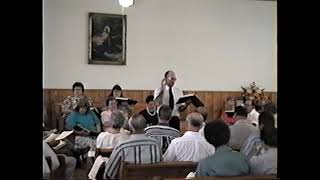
[249,111,277,175]
[66,99,101,149]
[96,110,127,149]
[88,110,130,179]
[101,96,118,131]
[139,95,159,126]
[61,82,93,123]
[108,84,123,98]
[220,97,236,126]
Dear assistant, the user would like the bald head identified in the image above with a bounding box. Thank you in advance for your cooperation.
[196,106,208,121]
[164,70,177,87]
[129,114,147,133]
[186,112,204,130]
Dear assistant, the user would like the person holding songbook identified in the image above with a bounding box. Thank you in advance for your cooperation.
[154,70,191,126]
[220,97,236,126]
[66,99,101,149]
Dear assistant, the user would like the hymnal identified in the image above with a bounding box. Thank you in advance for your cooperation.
[115,97,138,105]
[53,140,67,150]
[55,130,74,141]
[176,94,204,107]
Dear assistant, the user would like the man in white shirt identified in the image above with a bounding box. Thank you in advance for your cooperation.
[154,70,190,118]
[164,112,215,162]
[245,100,262,126]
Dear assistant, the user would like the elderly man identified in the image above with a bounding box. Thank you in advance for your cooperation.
[145,105,181,153]
[163,112,215,162]
[103,114,162,179]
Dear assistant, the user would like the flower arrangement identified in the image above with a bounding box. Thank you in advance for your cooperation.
[241,82,269,102]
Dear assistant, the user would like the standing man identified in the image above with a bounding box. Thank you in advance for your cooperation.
[154,70,190,121]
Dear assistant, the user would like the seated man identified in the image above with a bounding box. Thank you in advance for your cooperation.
[164,112,215,162]
[196,120,250,176]
[43,141,76,179]
[145,105,181,153]
[103,114,162,179]
[196,106,208,137]
[229,106,259,150]
[139,95,159,126]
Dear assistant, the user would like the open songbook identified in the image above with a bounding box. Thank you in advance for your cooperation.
[55,130,74,141]
[115,97,138,105]
[44,130,74,142]
[43,128,58,140]
[74,124,99,136]
[53,140,67,150]
[176,94,204,107]
[43,130,73,150]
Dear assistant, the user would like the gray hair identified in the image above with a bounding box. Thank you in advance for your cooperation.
[186,112,204,128]
[129,114,147,131]
[110,110,125,129]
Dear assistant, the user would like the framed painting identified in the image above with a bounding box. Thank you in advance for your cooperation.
[88,13,127,65]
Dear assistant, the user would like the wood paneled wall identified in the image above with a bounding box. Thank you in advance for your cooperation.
[43,89,277,130]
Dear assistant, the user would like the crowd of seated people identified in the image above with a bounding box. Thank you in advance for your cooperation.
[43,74,277,179]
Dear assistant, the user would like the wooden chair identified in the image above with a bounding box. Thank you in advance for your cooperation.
[119,161,198,180]
[96,148,113,158]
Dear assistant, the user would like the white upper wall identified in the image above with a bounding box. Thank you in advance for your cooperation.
[43,0,277,91]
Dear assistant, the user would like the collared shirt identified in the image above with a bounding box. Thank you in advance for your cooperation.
[250,147,277,175]
[154,85,184,117]
[145,124,181,153]
[96,131,122,148]
[240,131,263,160]
[104,134,162,179]
[247,109,260,126]
[196,145,250,177]
[163,131,215,162]
[199,122,206,137]
[229,119,259,150]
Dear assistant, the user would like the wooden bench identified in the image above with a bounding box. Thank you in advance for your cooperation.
[164,175,278,180]
[119,161,198,180]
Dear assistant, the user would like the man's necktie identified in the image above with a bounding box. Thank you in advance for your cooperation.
[169,87,174,110]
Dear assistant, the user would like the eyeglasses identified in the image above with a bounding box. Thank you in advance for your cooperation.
[167,77,177,81]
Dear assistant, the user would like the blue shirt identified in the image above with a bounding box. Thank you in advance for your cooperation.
[196,145,250,177]
[66,110,101,132]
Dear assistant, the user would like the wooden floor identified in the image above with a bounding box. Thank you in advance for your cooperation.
[73,158,94,179]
